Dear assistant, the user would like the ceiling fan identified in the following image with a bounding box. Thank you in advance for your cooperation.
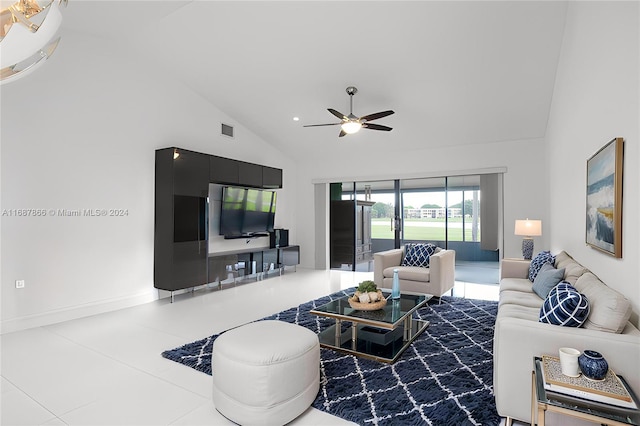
[303,86,394,137]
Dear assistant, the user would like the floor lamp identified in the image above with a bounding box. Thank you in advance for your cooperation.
[515,219,542,260]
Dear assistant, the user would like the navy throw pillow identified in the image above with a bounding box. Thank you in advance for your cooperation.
[401,243,437,267]
[539,282,590,327]
[529,250,555,282]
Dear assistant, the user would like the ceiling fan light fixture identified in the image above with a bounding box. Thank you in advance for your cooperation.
[341,121,362,134]
[303,87,394,137]
[0,0,67,85]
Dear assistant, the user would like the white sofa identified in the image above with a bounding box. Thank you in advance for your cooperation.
[373,247,455,297]
[494,251,640,424]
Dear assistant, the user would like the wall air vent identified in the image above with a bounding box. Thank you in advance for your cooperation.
[221,123,234,138]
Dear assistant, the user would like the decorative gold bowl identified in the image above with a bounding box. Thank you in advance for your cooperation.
[348,290,387,311]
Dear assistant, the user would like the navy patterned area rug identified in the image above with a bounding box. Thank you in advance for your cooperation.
[162,289,500,426]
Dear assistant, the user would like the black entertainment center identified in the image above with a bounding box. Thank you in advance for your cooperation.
[154,147,299,299]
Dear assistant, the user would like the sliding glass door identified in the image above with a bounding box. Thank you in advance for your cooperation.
[331,181,398,271]
[444,176,492,260]
[351,181,397,254]
[400,177,447,246]
[330,173,500,271]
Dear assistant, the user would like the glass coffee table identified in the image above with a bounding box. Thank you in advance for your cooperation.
[310,290,432,363]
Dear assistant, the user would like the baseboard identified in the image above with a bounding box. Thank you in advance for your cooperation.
[0,290,159,334]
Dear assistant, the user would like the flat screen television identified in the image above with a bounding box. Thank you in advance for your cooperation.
[219,186,276,238]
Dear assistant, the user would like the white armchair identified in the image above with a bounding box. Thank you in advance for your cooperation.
[373,247,456,297]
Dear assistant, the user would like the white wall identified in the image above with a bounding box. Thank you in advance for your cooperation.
[0,32,296,333]
[294,138,550,269]
[546,2,640,325]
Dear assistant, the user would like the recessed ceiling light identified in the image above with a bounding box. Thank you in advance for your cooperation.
[293,117,300,121]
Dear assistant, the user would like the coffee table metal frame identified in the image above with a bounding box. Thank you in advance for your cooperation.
[310,290,432,363]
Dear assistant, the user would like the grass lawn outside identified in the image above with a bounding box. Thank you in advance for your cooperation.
[371,218,475,241]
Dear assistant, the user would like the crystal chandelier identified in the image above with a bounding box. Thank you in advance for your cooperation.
[0,0,67,85]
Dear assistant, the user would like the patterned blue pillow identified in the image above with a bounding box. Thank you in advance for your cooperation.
[401,243,437,267]
[529,250,555,282]
[539,282,590,327]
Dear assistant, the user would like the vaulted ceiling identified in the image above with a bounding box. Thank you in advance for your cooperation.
[61,1,567,160]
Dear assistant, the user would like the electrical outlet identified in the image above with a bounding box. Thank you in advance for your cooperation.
[15,280,25,289]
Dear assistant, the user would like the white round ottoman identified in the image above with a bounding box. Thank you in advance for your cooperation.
[212,320,320,425]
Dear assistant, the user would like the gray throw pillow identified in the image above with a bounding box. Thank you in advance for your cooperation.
[532,264,566,299]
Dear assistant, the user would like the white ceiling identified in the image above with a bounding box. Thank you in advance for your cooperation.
[61,1,568,160]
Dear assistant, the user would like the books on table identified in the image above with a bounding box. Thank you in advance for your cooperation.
[541,355,638,409]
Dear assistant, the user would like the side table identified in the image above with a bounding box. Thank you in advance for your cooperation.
[532,357,640,425]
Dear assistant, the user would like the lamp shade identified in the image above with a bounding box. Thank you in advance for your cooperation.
[514,219,542,237]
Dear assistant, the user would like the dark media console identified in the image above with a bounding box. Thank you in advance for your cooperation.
[208,245,300,285]
[154,147,297,299]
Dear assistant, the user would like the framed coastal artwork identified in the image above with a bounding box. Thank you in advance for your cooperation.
[586,137,624,258]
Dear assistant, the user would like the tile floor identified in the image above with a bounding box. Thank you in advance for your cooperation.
[1,268,591,425]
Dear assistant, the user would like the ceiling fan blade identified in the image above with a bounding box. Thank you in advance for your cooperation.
[339,129,347,137]
[360,110,395,122]
[362,123,393,132]
[303,123,341,127]
[328,108,348,120]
